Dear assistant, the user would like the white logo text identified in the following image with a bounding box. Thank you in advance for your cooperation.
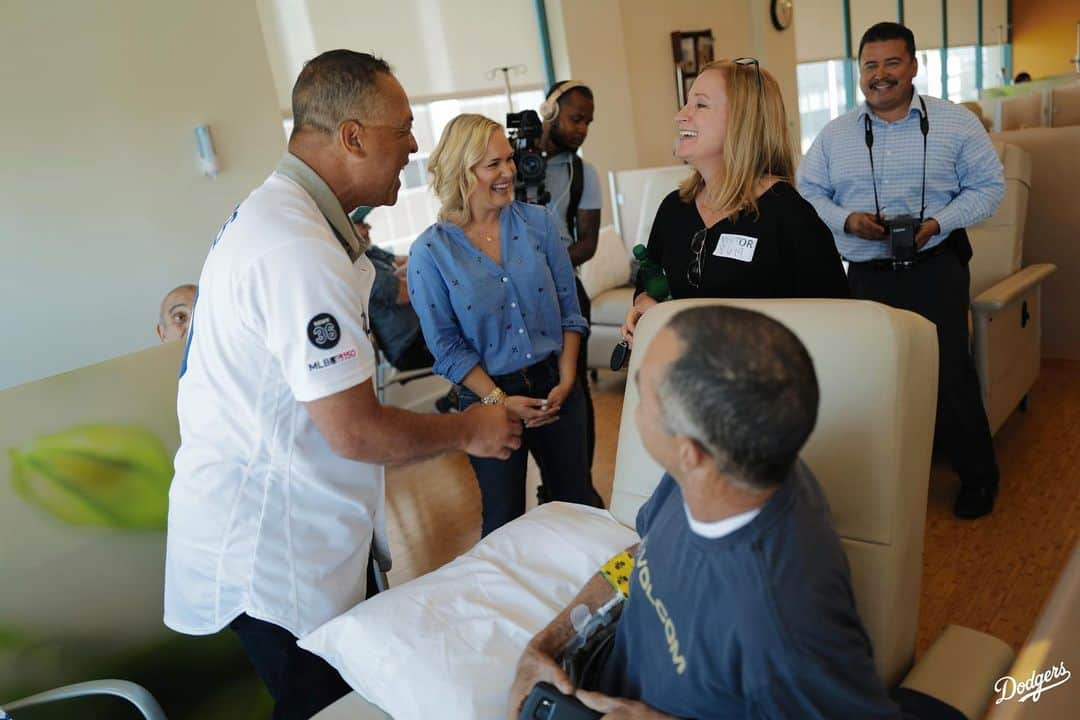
[995,661,1071,705]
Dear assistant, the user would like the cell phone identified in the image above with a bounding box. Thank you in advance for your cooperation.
[519,682,601,720]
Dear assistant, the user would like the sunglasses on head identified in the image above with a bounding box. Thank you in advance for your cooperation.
[733,57,762,96]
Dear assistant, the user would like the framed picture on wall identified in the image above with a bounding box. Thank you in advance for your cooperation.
[679,36,697,75]
[683,75,696,104]
[696,35,714,72]
[671,30,714,107]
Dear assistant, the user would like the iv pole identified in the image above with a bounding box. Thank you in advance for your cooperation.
[486,65,528,111]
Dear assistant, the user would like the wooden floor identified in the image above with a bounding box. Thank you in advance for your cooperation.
[383,359,1080,659]
[917,358,1080,655]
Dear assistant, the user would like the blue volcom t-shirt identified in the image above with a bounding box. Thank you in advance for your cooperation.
[596,462,901,719]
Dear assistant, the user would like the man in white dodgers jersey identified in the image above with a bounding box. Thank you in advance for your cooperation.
[164,50,521,720]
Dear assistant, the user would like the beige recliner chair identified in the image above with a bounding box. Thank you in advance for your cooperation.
[616,298,1015,719]
[967,142,1057,434]
[310,297,1018,720]
[584,165,691,370]
[1000,92,1046,131]
[986,541,1079,719]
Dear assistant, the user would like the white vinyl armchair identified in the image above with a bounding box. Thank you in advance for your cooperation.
[581,165,691,370]
[967,142,1057,434]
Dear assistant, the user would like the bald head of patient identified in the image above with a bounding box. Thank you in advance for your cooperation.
[157,284,196,343]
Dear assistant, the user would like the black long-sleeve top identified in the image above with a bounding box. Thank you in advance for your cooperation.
[635,182,850,301]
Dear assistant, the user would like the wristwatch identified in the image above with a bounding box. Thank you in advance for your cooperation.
[481,387,507,405]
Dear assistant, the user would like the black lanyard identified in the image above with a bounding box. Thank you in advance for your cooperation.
[864,95,929,223]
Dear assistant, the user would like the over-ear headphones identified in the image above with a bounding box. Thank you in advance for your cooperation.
[540,80,588,123]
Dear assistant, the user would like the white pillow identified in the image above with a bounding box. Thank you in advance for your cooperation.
[299,502,639,720]
[580,225,632,300]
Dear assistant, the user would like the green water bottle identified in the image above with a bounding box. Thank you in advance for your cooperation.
[633,245,670,301]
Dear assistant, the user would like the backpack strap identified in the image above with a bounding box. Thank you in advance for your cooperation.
[565,153,585,241]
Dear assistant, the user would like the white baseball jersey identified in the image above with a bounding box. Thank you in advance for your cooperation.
[165,160,387,638]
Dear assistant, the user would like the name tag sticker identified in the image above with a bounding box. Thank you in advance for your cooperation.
[713,234,758,262]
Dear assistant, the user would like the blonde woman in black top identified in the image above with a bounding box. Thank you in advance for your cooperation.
[621,59,848,344]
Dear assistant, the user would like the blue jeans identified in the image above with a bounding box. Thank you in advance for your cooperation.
[459,356,602,536]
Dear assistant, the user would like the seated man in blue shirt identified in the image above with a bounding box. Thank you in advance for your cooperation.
[508,305,901,719]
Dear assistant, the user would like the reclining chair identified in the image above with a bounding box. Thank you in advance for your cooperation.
[612,299,1015,719]
[311,298,1016,720]
[585,165,690,370]
[986,541,1079,719]
[373,348,435,405]
[1,680,165,719]
[967,142,1057,434]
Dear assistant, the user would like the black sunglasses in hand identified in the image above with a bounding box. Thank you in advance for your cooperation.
[687,227,709,288]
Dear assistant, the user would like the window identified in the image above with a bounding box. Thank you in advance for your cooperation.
[280,88,546,254]
[945,46,979,102]
[797,44,1010,154]
[368,87,545,253]
[981,44,1008,91]
[912,49,944,100]
[796,59,850,154]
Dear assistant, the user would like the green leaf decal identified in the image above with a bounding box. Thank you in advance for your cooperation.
[9,424,172,530]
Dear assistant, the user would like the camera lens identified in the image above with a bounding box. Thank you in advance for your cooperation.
[520,153,545,181]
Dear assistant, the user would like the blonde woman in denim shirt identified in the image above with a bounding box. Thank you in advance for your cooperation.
[410,114,602,536]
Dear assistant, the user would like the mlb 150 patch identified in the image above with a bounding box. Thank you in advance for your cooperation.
[307,313,340,349]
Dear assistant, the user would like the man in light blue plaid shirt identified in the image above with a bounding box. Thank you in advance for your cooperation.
[798,22,1004,520]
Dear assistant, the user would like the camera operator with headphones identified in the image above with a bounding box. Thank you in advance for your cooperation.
[798,22,1005,519]
[538,80,602,475]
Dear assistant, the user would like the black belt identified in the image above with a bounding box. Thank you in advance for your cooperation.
[846,229,969,271]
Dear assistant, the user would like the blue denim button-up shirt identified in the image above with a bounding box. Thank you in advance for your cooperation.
[409,201,587,383]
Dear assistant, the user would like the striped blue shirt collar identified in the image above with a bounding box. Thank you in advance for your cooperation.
[855,90,924,124]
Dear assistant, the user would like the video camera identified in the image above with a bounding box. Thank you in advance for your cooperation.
[506,110,550,205]
[882,214,919,268]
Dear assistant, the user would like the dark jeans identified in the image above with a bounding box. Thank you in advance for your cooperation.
[459,355,603,536]
[847,233,999,489]
[575,275,597,472]
[229,553,381,720]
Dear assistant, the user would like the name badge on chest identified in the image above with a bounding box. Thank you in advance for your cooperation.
[713,233,758,262]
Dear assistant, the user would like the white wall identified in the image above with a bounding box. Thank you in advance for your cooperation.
[0,1,285,390]
[548,0,799,207]
[257,0,546,114]
[545,0,641,226]
[0,0,799,391]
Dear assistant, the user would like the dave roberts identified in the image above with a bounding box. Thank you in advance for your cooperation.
[994,661,1071,704]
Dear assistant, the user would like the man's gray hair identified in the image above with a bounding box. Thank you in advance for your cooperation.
[659,306,819,490]
[291,50,392,137]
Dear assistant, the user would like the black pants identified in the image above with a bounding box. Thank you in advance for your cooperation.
[385,334,435,371]
[460,356,603,536]
[575,276,597,471]
[229,554,381,720]
[847,239,999,489]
